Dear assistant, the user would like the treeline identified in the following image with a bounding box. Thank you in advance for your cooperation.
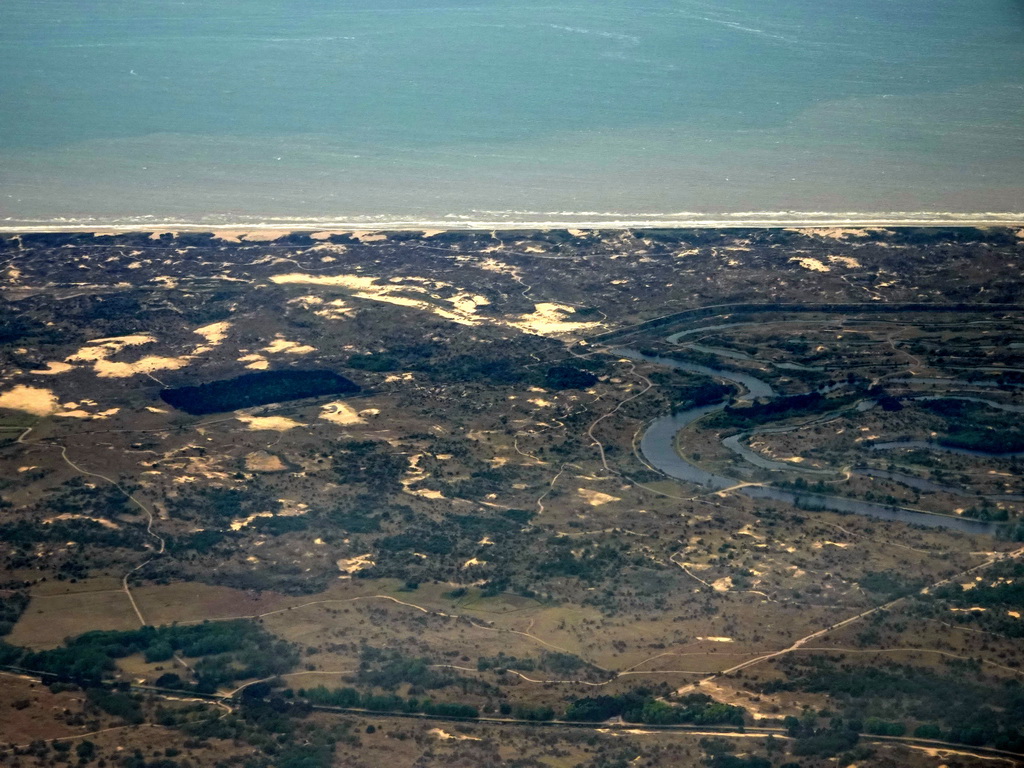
[564,691,745,726]
[707,392,855,430]
[918,398,1024,453]
[757,656,1024,751]
[0,620,298,691]
[160,370,360,415]
[938,428,1024,454]
[302,685,479,719]
[157,685,354,768]
[0,591,29,636]
[298,686,744,726]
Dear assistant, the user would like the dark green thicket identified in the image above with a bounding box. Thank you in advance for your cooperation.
[0,620,297,691]
[759,655,1024,751]
[160,370,360,415]
[564,691,745,726]
[0,592,29,636]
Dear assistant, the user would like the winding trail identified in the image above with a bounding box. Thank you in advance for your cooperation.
[16,426,164,626]
[676,544,1024,695]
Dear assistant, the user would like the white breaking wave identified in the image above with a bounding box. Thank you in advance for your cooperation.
[2,210,1022,233]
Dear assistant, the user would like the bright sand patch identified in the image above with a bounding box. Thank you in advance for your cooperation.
[230,512,276,531]
[337,553,375,576]
[93,356,191,379]
[348,231,388,243]
[68,334,192,379]
[83,334,157,349]
[428,729,481,742]
[238,353,270,370]
[0,385,59,416]
[319,401,364,426]
[828,255,862,268]
[55,406,120,420]
[269,273,488,326]
[236,415,303,431]
[194,321,231,346]
[462,558,487,568]
[245,451,287,472]
[577,488,621,506]
[511,302,601,337]
[212,229,291,242]
[269,273,599,337]
[788,227,885,240]
[262,337,316,355]
[697,636,734,643]
[790,256,830,272]
[711,577,733,592]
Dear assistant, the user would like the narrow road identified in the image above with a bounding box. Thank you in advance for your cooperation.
[15,427,164,626]
[677,544,1024,694]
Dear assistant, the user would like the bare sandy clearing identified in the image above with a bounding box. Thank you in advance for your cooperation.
[194,321,231,345]
[55,406,120,420]
[711,577,733,592]
[94,356,190,378]
[245,451,287,472]
[577,488,620,506]
[66,334,194,378]
[828,255,862,268]
[269,272,485,326]
[262,337,316,355]
[348,231,388,243]
[236,415,303,431]
[428,729,481,741]
[511,302,602,337]
[790,256,830,272]
[337,553,375,576]
[237,353,270,370]
[0,385,59,416]
[84,334,157,348]
[230,512,276,531]
[319,401,364,426]
[213,229,291,242]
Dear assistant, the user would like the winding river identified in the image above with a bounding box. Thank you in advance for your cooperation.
[616,348,1001,535]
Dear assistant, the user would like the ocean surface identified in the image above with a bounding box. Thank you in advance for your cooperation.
[1,0,1023,230]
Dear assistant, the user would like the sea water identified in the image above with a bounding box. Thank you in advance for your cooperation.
[1,0,1022,229]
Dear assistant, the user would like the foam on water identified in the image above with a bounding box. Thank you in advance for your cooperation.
[3,211,1022,233]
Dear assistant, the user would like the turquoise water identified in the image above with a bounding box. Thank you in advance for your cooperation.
[1,0,1023,228]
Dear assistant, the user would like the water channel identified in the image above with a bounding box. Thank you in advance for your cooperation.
[615,348,1000,535]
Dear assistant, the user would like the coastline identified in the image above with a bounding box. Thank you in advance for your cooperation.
[2,212,1023,234]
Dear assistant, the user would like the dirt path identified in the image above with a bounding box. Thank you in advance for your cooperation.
[677,545,1024,694]
[16,428,164,626]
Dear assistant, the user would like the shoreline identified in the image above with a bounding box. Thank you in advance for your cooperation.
[2,213,1023,235]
